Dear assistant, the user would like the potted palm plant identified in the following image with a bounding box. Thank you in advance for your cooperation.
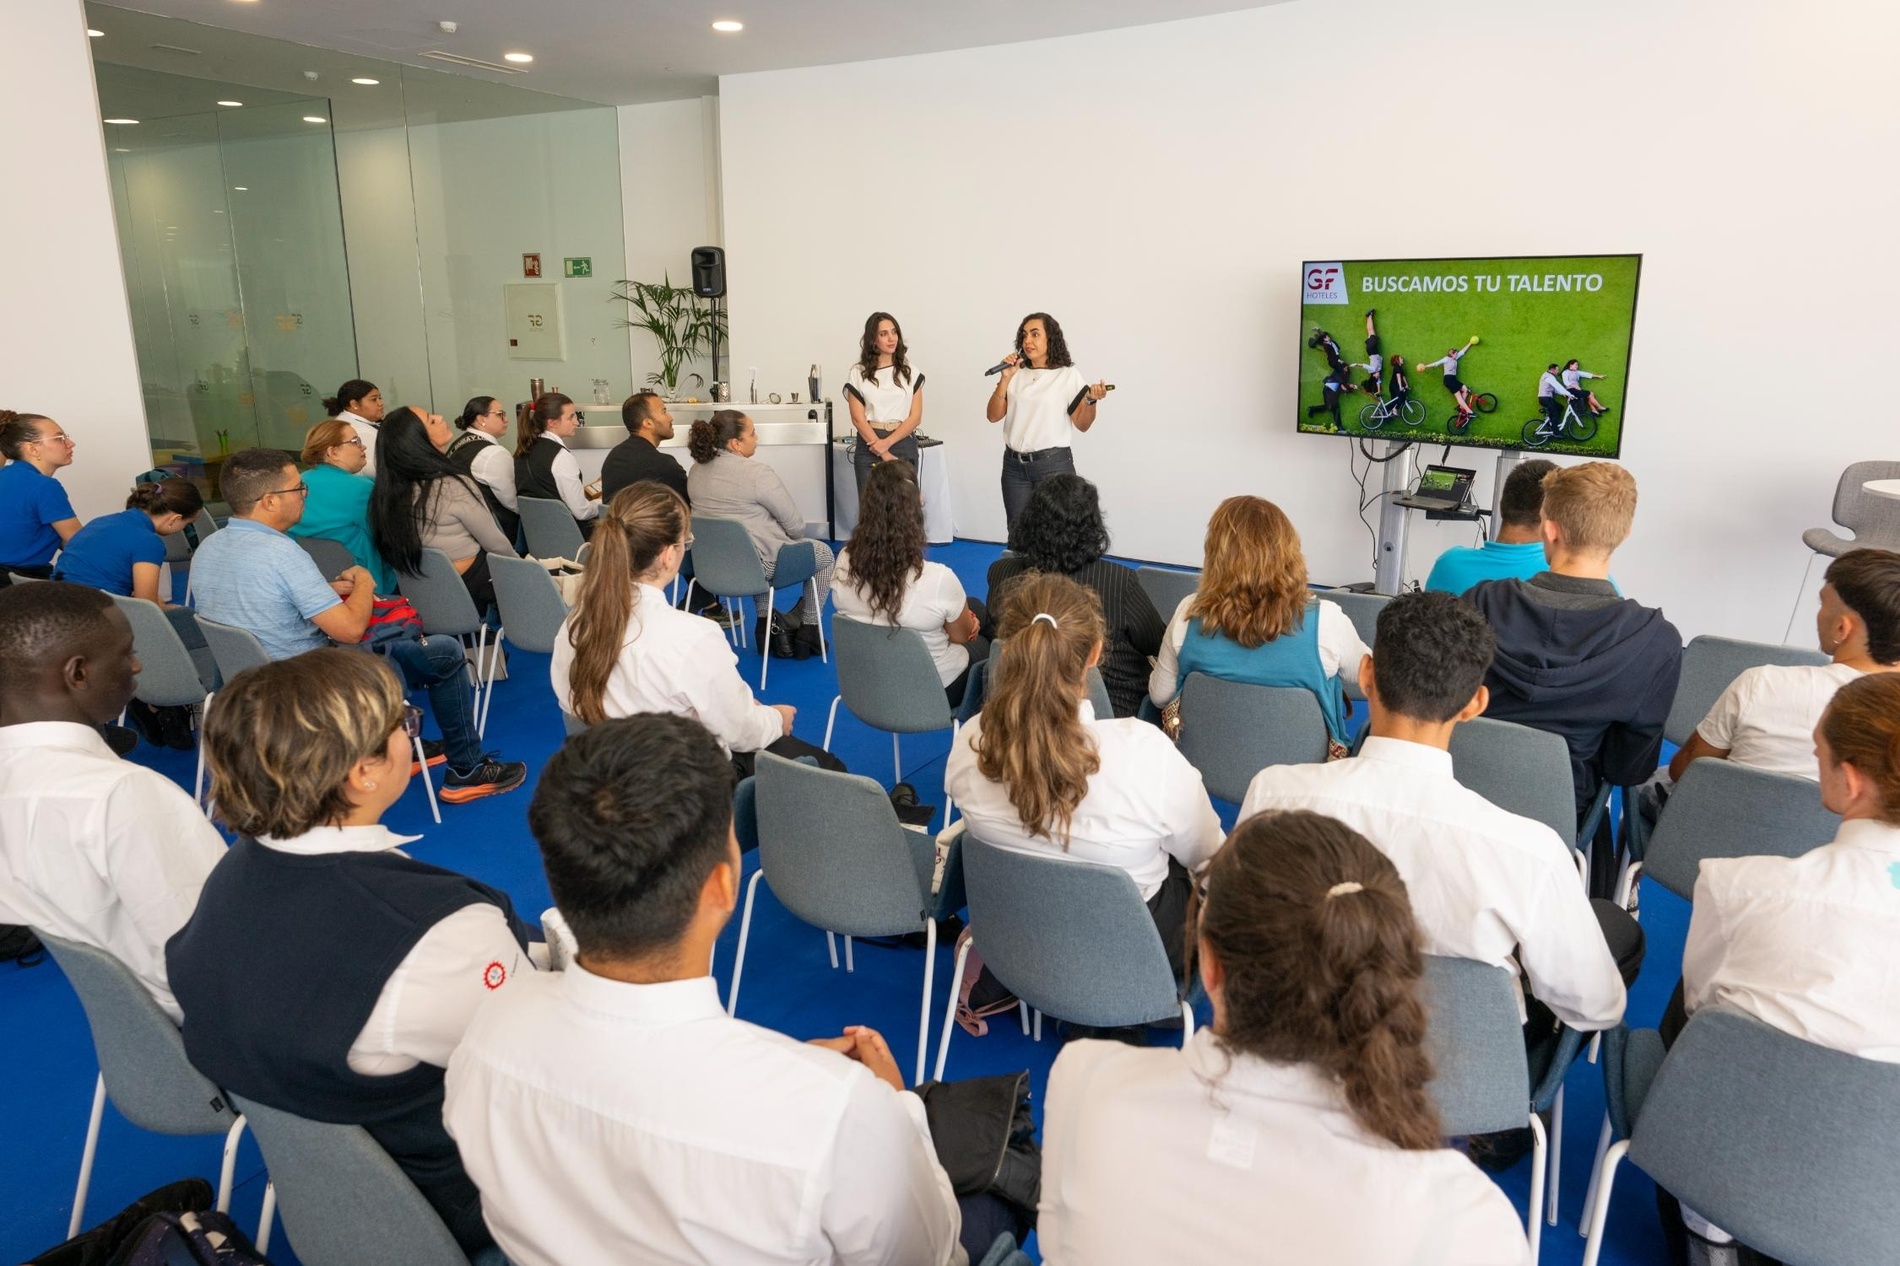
[611,276,727,398]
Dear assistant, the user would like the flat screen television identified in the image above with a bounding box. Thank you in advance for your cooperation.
[1296,254,1640,458]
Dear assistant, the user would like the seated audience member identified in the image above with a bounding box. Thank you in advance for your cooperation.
[1148,495,1368,750]
[946,573,1222,980]
[1038,810,1529,1266]
[370,407,519,612]
[551,481,843,780]
[1463,461,1681,876]
[0,409,81,582]
[1241,591,1635,1037]
[1426,458,1558,594]
[167,649,534,1260]
[446,396,520,543]
[835,460,988,706]
[987,474,1162,718]
[1670,547,1900,783]
[447,714,1001,1266]
[326,378,385,475]
[0,582,224,1021]
[190,447,525,804]
[601,389,688,504]
[293,418,396,593]
[514,392,600,537]
[686,410,832,659]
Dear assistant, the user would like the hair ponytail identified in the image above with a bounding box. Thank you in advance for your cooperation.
[1819,673,1900,825]
[126,477,203,520]
[563,483,688,725]
[975,572,1106,843]
[687,410,747,464]
[1196,810,1442,1151]
[515,392,572,458]
[324,378,377,418]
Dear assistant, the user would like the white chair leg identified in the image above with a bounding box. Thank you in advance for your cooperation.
[824,696,843,751]
[193,696,211,806]
[934,935,974,1082]
[1587,1032,1602,1064]
[1018,999,1031,1036]
[1579,1114,1613,1237]
[1783,551,1821,644]
[1614,861,1644,914]
[1032,1009,1042,1043]
[256,1182,276,1254]
[1580,1141,1630,1266]
[1179,998,1196,1041]
[893,732,902,784]
[413,733,441,824]
[844,935,855,973]
[68,1073,107,1237]
[727,870,764,1016]
[1527,1111,1548,1266]
[759,607,771,691]
[216,1114,247,1213]
[826,930,839,969]
[1548,1082,1565,1226]
[810,578,828,662]
[940,719,959,831]
[915,917,937,1086]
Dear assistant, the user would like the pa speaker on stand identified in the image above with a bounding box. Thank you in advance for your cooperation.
[691,246,727,393]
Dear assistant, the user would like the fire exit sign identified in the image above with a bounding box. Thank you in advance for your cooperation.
[563,257,593,278]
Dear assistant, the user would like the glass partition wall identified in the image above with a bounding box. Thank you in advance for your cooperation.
[88,5,631,489]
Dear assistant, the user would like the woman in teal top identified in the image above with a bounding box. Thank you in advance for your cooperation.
[291,418,395,593]
[1147,496,1371,747]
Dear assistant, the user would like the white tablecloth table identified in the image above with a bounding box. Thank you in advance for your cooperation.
[829,438,955,544]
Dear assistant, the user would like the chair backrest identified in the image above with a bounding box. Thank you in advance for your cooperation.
[163,510,219,566]
[1645,759,1841,900]
[110,595,208,708]
[1421,955,1533,1136]
[960,834,1180,1028]
[7,570,49,583]
[1134,566,1199,619]
[227,1093,470,1266]
[294,535,357,581]
[687,515,769,599]
[37,932,238,1136]
[1328,589,1391,650]
[755,752,934,938]
[1449,716,1580,847]
[1176,672,1330,803]
[194,616,273,681]
[1829,459,1900,545]
[517,495,587,562]
[1628,1005,1900,1266]
[832,616,955,735]
[489,553,568,653]
[400,547,484,637]
[1664,634,1832,747]
[987,638,1114,721]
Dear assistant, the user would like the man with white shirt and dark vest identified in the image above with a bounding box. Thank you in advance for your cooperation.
[447,714,1028,1266]
[167,649,534,1261]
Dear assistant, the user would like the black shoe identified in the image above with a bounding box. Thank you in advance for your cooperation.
[101,723,140,757]
[1365,307,1377,319]
[791,624,823,661]
[439,756,528,804]
[409,739,448,776]
[888,782,937,828]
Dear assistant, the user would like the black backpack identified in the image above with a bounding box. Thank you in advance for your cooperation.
[0,923,44,968]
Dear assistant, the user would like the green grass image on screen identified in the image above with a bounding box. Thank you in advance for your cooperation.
[1296,254,1640,458]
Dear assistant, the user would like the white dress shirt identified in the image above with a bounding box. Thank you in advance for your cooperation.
[443,969,962,1266]
[549,582,783,756]
[1000,365,1088,453]
[0,722,226,1022]
[1240,737,1624,1029]
[833,554,970,685]
[845,363,923,428]
[341,410,380,476]
[945,701,1224,901]
[1693,662,1863,780]
[544,434,600,521]
[1682,818,1900,1062]
[1149,594,1370,705]
[466,430,519,511]
[1039,1031,1530,1266]
[256,824,535,1075]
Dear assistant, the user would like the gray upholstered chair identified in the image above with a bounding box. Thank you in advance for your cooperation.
[1450,716,1586,861]
[400,548,502,737]
[1133,566,1199,620]
[1620,758,1840,908]
[729,752,965,1085]
[292,534,356,581]
[516,495,587,563]
[1789,461,1900,640]
[1175,672,1329,803]
[231,1094,470,1266]
[37,933,252,1238]
[1326,589,1389,702]
[935,834,1191,1082]
[685,514,827,689]
[1662,634,1831,749]
[971,637,1113,722]
[110,594,213,803]
[1582,1006,1900,1266]
[824,616,957,823]
[488,552,568,654]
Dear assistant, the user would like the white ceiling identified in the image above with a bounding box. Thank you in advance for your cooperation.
[99,0,1292,106]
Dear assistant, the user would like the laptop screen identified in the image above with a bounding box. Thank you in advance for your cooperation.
[1415,465,1475,499]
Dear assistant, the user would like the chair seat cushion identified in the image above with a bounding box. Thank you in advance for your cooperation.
[1801,527,1852,556]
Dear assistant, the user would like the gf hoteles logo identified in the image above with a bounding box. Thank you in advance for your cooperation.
[1304,262,1347,305]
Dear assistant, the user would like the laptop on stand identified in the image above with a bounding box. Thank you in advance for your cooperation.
[1392,464,1476,512]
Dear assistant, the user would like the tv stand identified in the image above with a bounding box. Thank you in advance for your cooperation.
[1362,447,1525,595]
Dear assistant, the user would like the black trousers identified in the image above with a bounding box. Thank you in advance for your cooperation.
[943,599,992,709]
[731,735,848,854]
[999,447,1075,539]
[853,431,921,495]
[1146,857,1194,984]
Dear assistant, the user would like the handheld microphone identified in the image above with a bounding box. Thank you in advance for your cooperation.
[984,353,1019,376]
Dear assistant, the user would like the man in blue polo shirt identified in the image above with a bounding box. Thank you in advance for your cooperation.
[190,447,526,805]
[1425,459,1556,596]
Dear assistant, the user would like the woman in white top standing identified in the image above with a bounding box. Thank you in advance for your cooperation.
[985,313,1108,538]
[834,460,986,705]
[845,312,924,497]
[946,572,1221,984]
[1038,809,1530,1266]
[325,378,385,476]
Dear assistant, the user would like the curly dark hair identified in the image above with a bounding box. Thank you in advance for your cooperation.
[1011,473,1110,572]
[856,312,913,389]
[687,410,748,464]
[1015,312,1074,369]
[842,460,925,625]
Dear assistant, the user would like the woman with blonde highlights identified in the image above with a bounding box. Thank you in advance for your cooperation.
[1148,496,1369,746]
[946,573,1221,980]
[292,416,394,592]
[1037,810,1529,1264]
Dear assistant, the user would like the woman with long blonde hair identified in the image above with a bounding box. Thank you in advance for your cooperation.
[1148,495,1369,746]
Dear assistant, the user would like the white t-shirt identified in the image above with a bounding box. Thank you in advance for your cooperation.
[844,363,924,428]
[1001,365,1088,454]
[1695,662,1865,780]
[832,553,970,685]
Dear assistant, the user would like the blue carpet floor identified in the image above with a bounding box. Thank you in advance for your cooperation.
[0,539,1680,1265]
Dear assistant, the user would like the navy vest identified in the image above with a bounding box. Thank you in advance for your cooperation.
[514,435,566,507]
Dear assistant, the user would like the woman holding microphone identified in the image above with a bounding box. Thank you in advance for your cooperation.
[844,312,924,496]
[986,312,1107,538]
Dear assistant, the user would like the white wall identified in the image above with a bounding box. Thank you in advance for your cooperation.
[0,0,151,521]
[718,0,1900,642]
[618,97,726,392]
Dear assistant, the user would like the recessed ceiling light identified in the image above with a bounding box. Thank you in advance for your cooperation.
[87,28,104,37]
[302,115,327,123]
[112,147,130,152]
[217,100,243,107]
[351,77,379,85]
[103,118,140,125]
[233,186,248,191]
[503,51,534,63]
[712,19,744,32]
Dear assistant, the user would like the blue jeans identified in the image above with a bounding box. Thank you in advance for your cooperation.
[385,634,482,774]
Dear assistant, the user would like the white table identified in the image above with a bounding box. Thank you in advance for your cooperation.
[829,439,956,544]
[1865,479,1900,501]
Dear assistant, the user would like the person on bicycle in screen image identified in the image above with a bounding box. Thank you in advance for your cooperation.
[1562,358,1609,416]
[1537,364,1570,434]
[1350,309,1385,397]
[1307,364,1356,429]
[1418,338,1479,429]
[1308,328,1347,374]
[1387,355,1410,411]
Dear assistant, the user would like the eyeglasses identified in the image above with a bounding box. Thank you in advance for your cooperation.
[264,481,309,498]
[401,704,423,739]
[485,409,508,419]
[341,437,365,448]
[32,432,73,446]
[681,533,695,549]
